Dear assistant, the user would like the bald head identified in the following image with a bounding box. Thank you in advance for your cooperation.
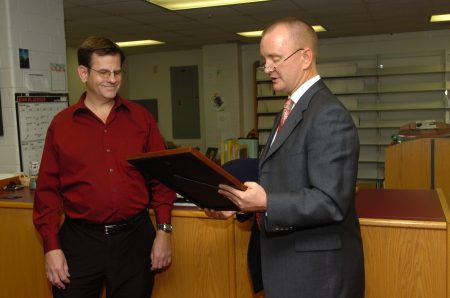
[259,17,318,95]
[262,18,318,60]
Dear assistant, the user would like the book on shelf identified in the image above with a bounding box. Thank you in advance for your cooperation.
[227,139,239,162]
[220,138,259,164]
[238,138,258,158]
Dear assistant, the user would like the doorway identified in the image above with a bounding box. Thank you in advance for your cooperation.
[170,65,200,139]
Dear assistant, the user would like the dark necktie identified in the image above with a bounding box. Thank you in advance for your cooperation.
[256,97,294,230]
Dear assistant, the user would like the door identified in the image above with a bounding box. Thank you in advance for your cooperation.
[170,66,200,139]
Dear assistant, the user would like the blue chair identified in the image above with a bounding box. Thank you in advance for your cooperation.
[221,158,259,183]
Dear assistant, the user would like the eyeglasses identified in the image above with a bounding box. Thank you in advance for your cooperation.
[87,67,126,78]
[257,49,304,73]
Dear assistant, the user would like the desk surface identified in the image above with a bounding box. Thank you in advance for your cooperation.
[2,188,447,222]
[356,189,446,222]
[0,188,35,208]
[0,188,200,211]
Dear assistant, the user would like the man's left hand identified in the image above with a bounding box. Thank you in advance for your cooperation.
[219,182,267,212]
[150,230,172,271]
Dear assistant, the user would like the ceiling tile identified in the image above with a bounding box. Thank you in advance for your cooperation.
[61,0,450,54]
[173,5,244,19]
[109,24,162,35]
[89,1,164,15]
[306,4,369,17]
[150,20,207,31]
[175,26,231,37]
[198,15,259,26]
[230,0,302,14]
[123,12,191,24]
[75,16,142,28]
[64,0,126,5]
[64,6,111,20]
[292,0,365,10]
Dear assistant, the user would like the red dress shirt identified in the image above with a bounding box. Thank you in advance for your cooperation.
[33,93,176,253]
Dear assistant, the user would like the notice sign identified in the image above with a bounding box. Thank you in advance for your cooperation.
[16,94,68,174]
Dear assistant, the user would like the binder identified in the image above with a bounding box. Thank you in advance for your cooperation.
[126,147,245,211]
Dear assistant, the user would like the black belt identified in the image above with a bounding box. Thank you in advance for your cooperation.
[70,210,146,235]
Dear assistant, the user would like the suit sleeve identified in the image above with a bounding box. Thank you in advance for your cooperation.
[264,102,359,231]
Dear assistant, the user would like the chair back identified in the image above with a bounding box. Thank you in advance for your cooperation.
[221,158,259,183]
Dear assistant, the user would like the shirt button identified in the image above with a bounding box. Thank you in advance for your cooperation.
[113,189,117,192]
[106,149,110,152]
[104,129,107,133]
[110,169,113,172]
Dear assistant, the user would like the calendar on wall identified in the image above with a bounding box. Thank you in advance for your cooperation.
[15,93,69,175]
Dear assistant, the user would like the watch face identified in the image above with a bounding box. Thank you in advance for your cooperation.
[158,223,172,232]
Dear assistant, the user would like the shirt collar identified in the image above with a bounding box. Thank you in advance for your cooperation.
[72,92,129,116]
[289,75,321,105]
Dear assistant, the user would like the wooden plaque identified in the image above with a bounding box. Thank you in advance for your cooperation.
[126,147,246,211]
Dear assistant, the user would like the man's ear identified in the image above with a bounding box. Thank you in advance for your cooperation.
[78,65,88,83]
[301,48,314,70]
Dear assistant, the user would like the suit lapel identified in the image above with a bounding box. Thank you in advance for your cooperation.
[259,112,281,164]
[261,80,327,164]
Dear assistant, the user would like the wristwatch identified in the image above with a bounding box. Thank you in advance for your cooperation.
[157,223,172,232]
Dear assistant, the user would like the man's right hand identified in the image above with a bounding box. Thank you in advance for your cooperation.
[45,249,70,289]
[203,208,237,219]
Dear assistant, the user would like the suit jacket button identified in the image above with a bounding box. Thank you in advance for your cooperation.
[275,226,280,230]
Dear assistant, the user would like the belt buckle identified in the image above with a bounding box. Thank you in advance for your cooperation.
[104,225,116,234]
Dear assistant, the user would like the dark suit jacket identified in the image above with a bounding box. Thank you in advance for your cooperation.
[242,79,364,298]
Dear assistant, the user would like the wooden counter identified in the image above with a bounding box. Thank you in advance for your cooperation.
[357,188,450,298]
[0,187,261,298]
[1,187,449,298]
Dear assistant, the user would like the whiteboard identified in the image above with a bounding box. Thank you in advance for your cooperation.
[16,94,68,175]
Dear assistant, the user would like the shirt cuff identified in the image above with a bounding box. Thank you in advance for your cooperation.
[43,234,61,254]
[154,204,172,224]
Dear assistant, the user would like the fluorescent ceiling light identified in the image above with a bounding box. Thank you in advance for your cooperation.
[237,31,263,37]
[237,26,327,37]
[312,25,327,32]
[116,40,165,47]
[145,0,271,10]
[430,14,450,22]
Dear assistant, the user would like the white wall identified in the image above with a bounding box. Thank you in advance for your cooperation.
[0,0,66,173]
[127,49,204,150]
[63,29,450,158]
[237,29,450,66]
[239,30,450,141]
[201,43,243,152]
[64,29,450,159]
[66,47,84,105]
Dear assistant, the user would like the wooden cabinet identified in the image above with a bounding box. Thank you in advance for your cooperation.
[2,187,450,298]
[0,191,262,298]
[254,50,450,187]
[357,188,450,298]
[385,138,450,205]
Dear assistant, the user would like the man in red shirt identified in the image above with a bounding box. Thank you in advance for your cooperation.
[33,36,176,298]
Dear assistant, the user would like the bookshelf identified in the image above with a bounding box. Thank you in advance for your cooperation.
[254,50,449,186]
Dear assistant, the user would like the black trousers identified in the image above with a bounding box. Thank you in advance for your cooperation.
[53,213,156,298]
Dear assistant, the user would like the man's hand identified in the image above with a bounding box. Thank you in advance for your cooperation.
[203,209,237,219]
[45,249,70,289]
[150,230,172,271]
[218,182,267,212]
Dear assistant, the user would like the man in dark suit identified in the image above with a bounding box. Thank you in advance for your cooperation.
[204,17,364,297]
